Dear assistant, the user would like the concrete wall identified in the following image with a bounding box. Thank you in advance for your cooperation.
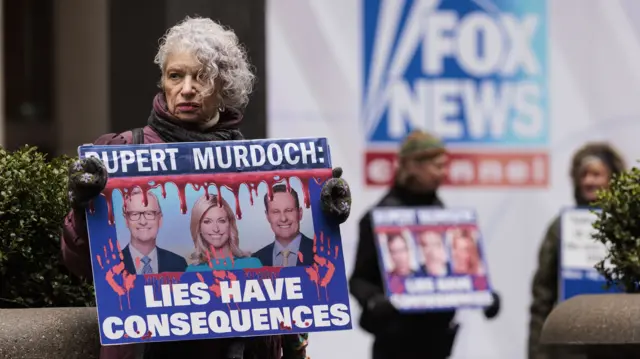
[54,0,109,156]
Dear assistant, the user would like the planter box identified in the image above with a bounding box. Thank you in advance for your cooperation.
[0,307,100,359]
[540,294,640,359]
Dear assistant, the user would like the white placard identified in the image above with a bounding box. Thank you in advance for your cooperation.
[560,208,608,270]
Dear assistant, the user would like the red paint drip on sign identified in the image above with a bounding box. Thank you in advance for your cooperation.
[99,170,330,225]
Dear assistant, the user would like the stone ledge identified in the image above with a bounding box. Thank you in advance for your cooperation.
[540,294,640,359]
[0,307,100,359]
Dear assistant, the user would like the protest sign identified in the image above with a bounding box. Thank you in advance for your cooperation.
[79,138,352,346]
[559,207,620,301]
[370,207,494,312]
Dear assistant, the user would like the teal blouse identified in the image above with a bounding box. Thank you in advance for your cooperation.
[185,256,263,272]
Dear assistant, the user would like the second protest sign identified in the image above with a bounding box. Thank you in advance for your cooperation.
[371,207,494,312]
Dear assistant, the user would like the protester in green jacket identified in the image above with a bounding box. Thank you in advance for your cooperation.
[528,142,626,359]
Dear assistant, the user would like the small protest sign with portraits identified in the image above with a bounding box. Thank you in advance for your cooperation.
[371,207,494,312]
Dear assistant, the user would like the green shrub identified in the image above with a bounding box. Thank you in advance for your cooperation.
[0,145,95,308]
[593,167,640,292]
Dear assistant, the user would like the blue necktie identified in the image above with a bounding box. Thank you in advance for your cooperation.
[141,256,153,274]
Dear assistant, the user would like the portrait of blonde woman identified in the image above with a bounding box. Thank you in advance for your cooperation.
[449,228,485,276]
[185,194,262,272]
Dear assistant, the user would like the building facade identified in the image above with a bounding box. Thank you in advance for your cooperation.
[3,0,266,156]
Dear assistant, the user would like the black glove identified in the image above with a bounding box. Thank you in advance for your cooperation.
[226,340,245,359]
[483,291,501,319]
[281,333,309,359]
[67,156,108,210]
[367,293,397,319]
[320,167,351,224]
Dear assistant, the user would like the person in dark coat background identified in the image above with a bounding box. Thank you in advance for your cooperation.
[528,142,626,359]
[62,15,352,359]
[349,130,500,359]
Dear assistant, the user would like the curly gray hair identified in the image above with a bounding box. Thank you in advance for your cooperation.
[154,16,256,109]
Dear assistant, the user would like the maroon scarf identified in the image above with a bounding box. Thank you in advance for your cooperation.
[147,93,244,143]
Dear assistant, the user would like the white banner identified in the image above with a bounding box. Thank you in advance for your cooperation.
[267,0,640,358]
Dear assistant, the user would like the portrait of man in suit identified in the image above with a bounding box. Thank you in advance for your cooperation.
[253,184,314,267]
[120,187,187,274]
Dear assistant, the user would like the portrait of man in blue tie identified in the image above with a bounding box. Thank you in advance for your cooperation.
[252,184,315,267]
[119,187,188,274]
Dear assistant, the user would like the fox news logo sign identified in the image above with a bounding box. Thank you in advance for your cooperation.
[362,0,548,187]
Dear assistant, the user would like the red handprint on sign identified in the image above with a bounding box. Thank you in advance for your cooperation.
[95,238,136,310]
[195,245,239,310]
[305,232,337,301]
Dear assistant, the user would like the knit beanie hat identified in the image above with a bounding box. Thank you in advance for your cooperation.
[398,130,446,159]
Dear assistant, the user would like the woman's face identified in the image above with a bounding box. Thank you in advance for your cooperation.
[579,159,610,203]
[452,236,474,273]
[419,232,446,269]
[163,51,218,123]
[200,206,230,249]
[388,236,411,275]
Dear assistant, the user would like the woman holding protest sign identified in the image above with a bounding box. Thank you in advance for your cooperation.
[349,130,500,359]
[61,16,351,359]
[185,194,263,271]
[528,142,625,359]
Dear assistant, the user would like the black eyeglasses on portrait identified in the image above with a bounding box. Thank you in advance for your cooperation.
[125,211,160,221]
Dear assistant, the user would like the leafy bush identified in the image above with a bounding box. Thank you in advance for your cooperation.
[0,146,95,308]
[593,166,640,292]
